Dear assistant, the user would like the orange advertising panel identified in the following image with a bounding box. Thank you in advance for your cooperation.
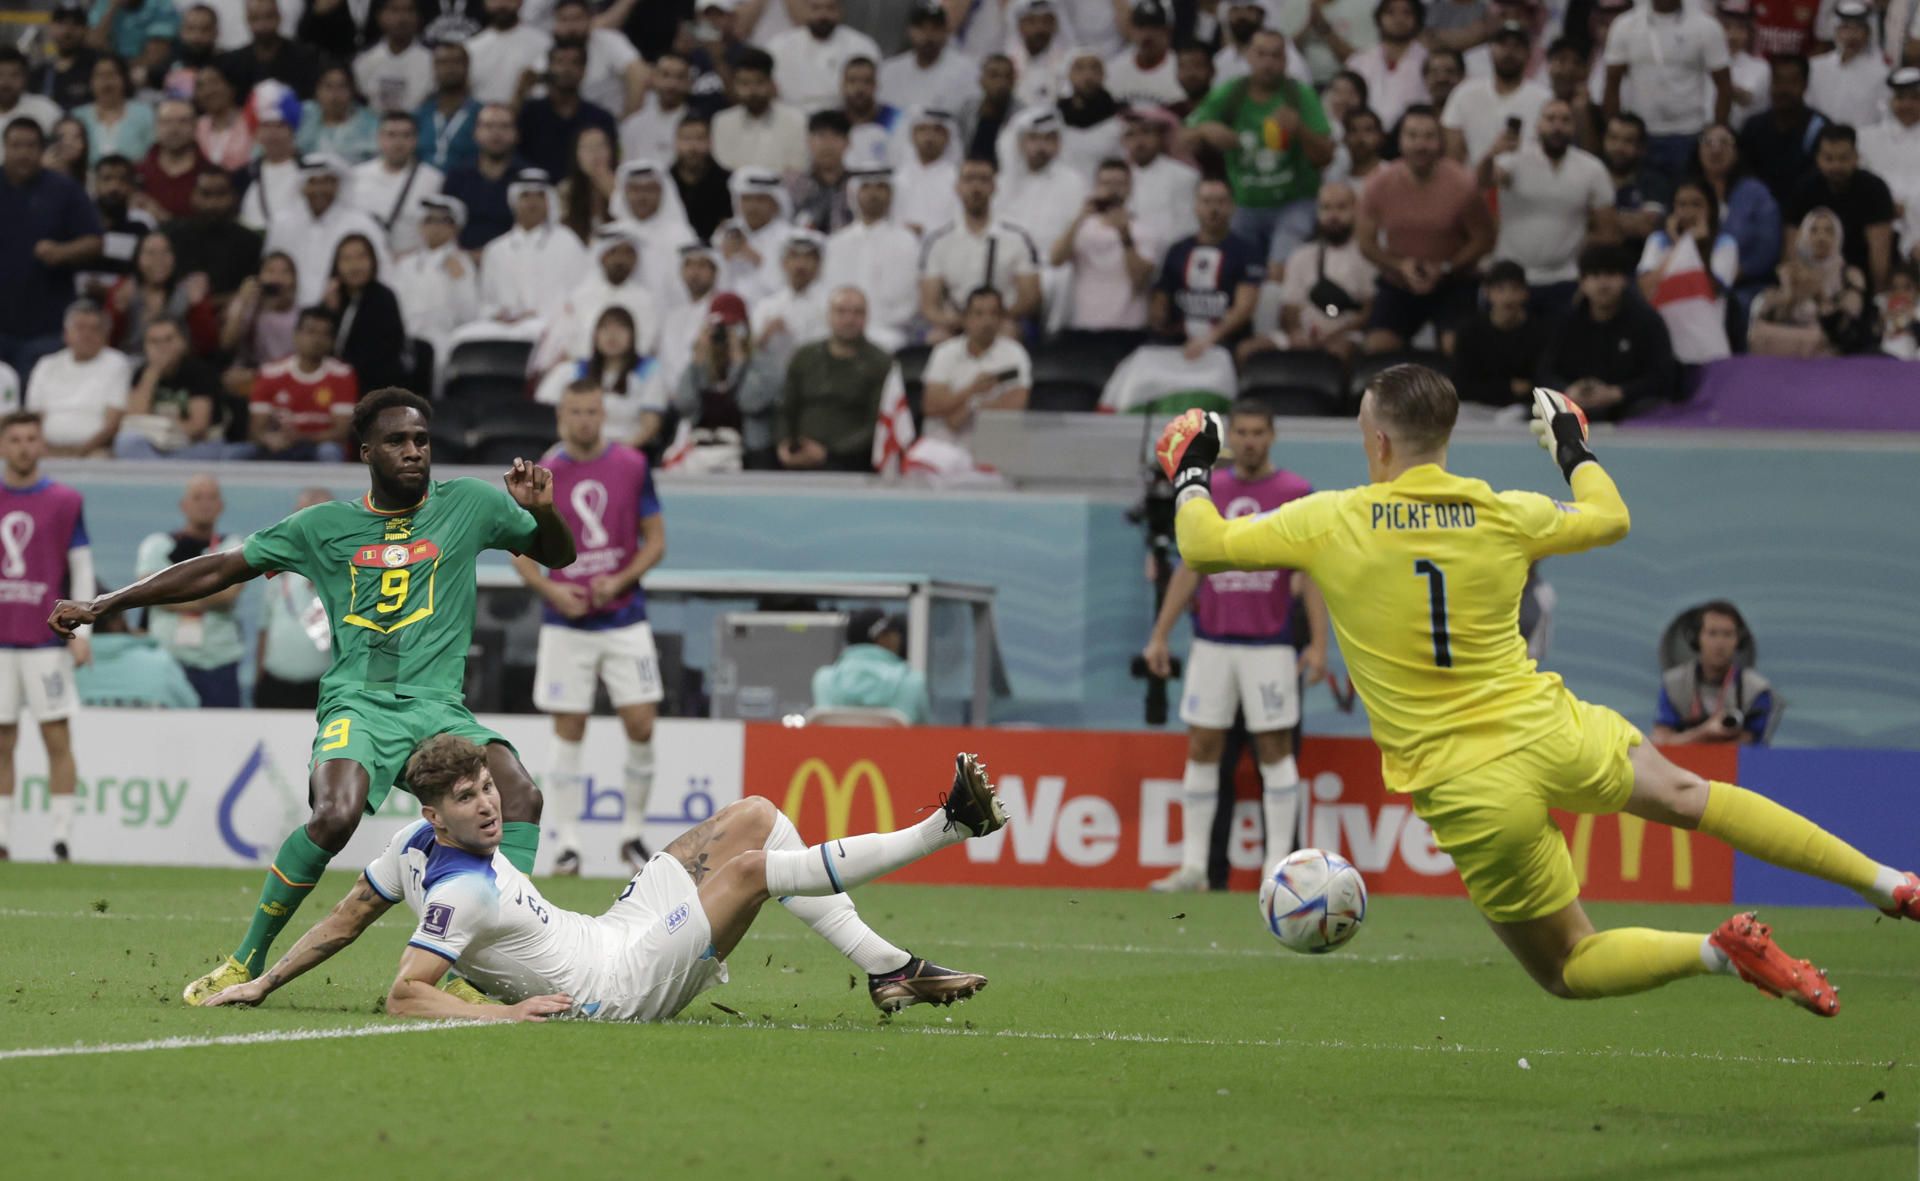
[745,724,1736,903]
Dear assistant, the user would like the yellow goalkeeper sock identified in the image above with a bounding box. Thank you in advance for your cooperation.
[1698,781,1889,900]
[1562,928,1715,998]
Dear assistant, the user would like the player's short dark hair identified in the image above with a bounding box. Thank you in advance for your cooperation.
[808,109,851,136]
[548,38,588,64]
[1228,398,1274,427]
[962,285,1003,312]
[1485,259,1527,289]
[842,54,877,77]
[295,303,339,332]
[95,153,135,176]
[1398,103,1439,128]
[563,377,603,397]
[379,108,417,129]
[736,48,775,77]
[1343,106,1381,133]
[0,410,43,433]
[1365,364,1458,453]
[1816,123,1857,149]
[0,46,25,72]
[350,386,432,442]
[405,734,488,808]
[4,115,46,147]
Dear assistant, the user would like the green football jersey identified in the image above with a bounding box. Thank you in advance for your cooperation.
[242,478,538,704]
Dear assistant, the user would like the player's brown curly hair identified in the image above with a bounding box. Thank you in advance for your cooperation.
[403,734,487,808]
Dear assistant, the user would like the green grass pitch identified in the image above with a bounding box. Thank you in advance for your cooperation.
[3,863,1916,1180]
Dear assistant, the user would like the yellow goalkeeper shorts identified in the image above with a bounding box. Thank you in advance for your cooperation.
[1409,691,1644,924]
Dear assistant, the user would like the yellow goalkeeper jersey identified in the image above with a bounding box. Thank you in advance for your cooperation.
[1175,462,1631,792]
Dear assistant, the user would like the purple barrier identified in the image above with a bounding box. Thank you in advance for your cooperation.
[1732,747,1920,909]
[1625,356,1920,431]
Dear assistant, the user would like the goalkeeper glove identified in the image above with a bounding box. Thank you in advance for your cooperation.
[1530,387,1595,484]
[1154,409,1222,500]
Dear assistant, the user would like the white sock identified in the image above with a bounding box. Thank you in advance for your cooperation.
[1868,865,1907,909]
[0,793,11,846]
[1700,935,1734,975]
[1180,761,1219,875]
[547,737,585,850]
[762,811,966,897]
[619,740,655,843]
[1260,755,1301,871]
[50,793,74,843]
[763,809,911,975]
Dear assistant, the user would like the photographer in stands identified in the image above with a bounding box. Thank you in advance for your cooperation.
[1652,600,1776,745]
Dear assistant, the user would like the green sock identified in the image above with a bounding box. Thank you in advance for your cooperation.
[499,821,540,874]
[232,827,335,975]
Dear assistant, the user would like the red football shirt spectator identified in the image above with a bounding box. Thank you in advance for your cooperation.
[248,307,357,460]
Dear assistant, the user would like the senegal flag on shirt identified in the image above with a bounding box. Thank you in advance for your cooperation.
[1186,78,1330,211]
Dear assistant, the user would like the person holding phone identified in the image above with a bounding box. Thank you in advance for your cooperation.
[919,287,1030,457]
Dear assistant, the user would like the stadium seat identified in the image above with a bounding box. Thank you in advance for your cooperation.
[1027,380,1103,413]
[803,706,911,727]
[469,396,558,443]
[1028,340,1115,413]
[1348,348,1450,399]
[442,373,531,405]
[427,398,476,462]
[440,339,533,404]
[1042,331,1141,382]
[404,337,435,397]
[1238,350,1350,416]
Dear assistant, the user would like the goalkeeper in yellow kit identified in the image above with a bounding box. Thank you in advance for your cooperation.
[1157,365,1919,1016]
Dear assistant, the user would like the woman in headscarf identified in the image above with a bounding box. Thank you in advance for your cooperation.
[1748,207,1874,356]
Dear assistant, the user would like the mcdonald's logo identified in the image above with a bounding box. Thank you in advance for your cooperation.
[783,758,895,841]
[1569,813,1695,891]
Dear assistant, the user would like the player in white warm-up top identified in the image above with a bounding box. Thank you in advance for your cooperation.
[1141,401,1328,891]
[208,735,1007,1019]
[513,381,666,875]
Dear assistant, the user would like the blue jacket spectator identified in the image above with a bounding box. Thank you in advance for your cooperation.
[0,117,104,378]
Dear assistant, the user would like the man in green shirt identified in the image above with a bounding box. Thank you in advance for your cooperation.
[777,287,896,472]
[132,474,246,707]
[49,387,577,1005]
[1184,28,1334,270]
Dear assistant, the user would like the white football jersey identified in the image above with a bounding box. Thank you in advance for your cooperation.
[365,820,619,1012]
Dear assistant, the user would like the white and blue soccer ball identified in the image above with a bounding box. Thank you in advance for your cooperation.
[1259,848,1368,954]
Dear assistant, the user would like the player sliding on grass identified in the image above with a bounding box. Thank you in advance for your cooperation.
[1155,366,1920,1017]
[204,736,1005,1020]
[47,388,578,1007]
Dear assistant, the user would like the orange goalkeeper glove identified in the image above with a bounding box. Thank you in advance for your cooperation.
[1154,409,1221,500]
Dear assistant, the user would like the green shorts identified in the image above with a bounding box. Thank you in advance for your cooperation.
[311,692,516,814]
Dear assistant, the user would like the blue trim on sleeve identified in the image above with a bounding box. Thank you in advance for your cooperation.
[406,940,456,963]
[362,869,399,903]
[638,467,661,519]
[1744,691,1774,739]
[405,822,438,856]
[70,507,89,549]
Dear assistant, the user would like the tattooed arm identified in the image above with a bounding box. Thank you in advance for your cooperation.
[202,876,395,1007]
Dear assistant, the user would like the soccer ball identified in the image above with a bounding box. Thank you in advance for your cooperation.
[1259,848,1368,954]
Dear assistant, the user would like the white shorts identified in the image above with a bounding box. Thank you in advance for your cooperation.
[1179,639,1300,732]
[598,853,729,1022]
[0,646,77,724]
[532,621,664,714]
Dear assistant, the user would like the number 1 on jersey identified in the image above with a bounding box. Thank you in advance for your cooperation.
[1413,559,1452,668]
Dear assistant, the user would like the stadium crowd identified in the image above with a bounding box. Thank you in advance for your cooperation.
[1,0,1918,474]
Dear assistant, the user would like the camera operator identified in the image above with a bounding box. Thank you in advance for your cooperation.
[1652,600,1775,745]
[1139,402,1329,891]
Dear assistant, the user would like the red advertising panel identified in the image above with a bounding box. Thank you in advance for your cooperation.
[744,724,1736,903]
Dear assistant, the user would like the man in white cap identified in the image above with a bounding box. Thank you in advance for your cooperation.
[389,194,479,367]
[657,244,721,389]
[1009,0,1072,109]
[478,168,587,328]
[264,155,392,306]
[238,83,304,231]
[466,0,553,107]
[1808,1,1886,132]
[998,109,1089,261]
[1859,68,1920,261]
[881,1,979,115]
[766,0,882,115]
[1122,106,1199,247]
[751,229,832,356]
[918,157,1044,342]
[608,159,697,311]
[350,110,446,256]
[894,107,961,235]
[824,168,921,350]
[1106,0,1185,107]
[619,50,693,165]
[535,224,664,379]
[712,48,810,173]
[716,166,795,303]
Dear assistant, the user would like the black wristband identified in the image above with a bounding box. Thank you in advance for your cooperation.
[1550,417,1596,484]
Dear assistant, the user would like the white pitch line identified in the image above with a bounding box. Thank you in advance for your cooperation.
[0,1019,494,1062]
[0,1013,1901,1072]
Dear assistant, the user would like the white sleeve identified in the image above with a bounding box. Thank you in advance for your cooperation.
[410,874,499,963]
[921,339,958,386]
[67,545,95,639]
[362,822,418,903]
[1010,342,1032,387]
[1711,235,1740,287]
[1700,18,1730,71]
[1602,19,1630,68]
